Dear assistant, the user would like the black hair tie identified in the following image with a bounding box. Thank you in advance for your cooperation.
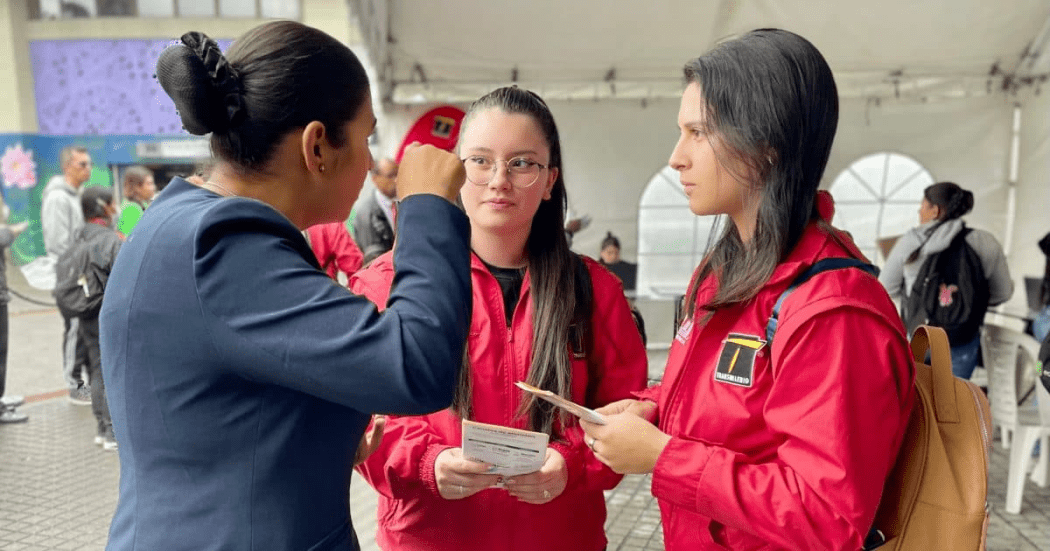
[180,32,246,132]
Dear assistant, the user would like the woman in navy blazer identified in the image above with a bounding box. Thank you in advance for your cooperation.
[100,21,471,551]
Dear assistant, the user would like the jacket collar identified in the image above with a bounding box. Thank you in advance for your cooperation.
[470,252,532,289]
[757,190,867,290]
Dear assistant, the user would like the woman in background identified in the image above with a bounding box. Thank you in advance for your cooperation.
[880,181,1013,378]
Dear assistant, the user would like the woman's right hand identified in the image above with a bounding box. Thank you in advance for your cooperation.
[596,399,657,422]
[397,143,466,203]
[434,448,501,500]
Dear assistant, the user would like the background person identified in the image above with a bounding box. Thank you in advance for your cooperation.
[598,231,637,293]
[42,145,92,405]
[303,221,364,282]
[1034,231,1050,341]
[101,22,471,551]
[579,29,915,550]
[0,215,29,424]
[68,186,122,449]
[353,157,397,265]
[350,86,648,551]
[115,165,156,238]
[880,181,1013,379]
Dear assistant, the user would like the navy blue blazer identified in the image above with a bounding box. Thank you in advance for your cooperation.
[100,177,471,550]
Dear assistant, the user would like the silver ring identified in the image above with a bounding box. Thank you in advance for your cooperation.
[543,490,550,499]
[587,437,597,452]
[457,485,464,494]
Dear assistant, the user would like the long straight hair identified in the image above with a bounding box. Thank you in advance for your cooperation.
[453,87,592,436]
[680,29,841,319]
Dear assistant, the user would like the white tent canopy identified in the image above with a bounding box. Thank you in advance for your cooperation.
[350,0,1050,317]
[353,0,1050,103]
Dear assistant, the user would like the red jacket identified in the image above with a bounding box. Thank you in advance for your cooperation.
[645,193,914,550]
[304,222,363,280]
[350,253,648,551]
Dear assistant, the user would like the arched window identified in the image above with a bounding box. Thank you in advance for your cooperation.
[636,166,723,299]
[829,152,933,262]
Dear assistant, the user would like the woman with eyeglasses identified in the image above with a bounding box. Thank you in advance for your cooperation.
[350,86,648,551]
[578,30,914,550]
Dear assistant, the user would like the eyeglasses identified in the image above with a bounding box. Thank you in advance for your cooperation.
[461,156,549,188]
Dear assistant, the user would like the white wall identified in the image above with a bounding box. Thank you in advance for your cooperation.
[0,1,38,132]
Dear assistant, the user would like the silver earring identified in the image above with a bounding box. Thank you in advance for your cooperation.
[319,163,325,173]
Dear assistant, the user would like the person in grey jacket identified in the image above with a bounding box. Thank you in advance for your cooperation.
[41,145,93,403]
[880,181,1013,379]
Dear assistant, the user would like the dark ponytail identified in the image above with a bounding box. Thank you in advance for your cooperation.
[906,181,975,263]
[601,232,620,252]
[156,21,370,173]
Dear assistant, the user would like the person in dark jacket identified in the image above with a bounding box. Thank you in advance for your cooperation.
[353,157,397,265]
[72,186,122,449]
[99,22,470,551]
[1033,232,1050,341]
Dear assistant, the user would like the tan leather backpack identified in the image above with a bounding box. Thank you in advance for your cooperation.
[868,325,992,550]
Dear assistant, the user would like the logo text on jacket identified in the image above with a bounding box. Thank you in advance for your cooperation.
[713,333,766,388]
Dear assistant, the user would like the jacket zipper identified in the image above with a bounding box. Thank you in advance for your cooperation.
[661,316,699,429]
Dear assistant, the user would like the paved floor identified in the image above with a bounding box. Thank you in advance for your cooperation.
[0,271,1047,550]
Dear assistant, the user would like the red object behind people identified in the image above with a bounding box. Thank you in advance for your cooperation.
[640,192,914,550]
[394,106,465,163]
[304,222,363,281]
[350,253,648,551]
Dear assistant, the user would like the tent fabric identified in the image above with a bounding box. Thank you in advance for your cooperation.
[352,0,1050,104]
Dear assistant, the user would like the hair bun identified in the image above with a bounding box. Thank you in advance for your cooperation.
[156,32,244,135]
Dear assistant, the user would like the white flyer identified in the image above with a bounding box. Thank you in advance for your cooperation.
[461,420,549,477]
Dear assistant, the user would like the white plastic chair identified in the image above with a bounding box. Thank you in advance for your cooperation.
[979,323,1050,514]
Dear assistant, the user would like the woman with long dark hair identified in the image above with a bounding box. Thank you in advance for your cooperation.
[880,181,1013,378]
[100,21,472,550]
[350,86,648,551]
[579,29,915,550]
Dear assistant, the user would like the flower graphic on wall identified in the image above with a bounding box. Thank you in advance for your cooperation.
[1,144,37,190]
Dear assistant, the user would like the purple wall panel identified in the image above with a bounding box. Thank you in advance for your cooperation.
[30,39,232,135]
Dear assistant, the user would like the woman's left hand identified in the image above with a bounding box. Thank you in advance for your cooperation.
[504,448,568,504]
[580,412,671,475]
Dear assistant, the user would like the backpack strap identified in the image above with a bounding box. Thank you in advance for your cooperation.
[765,258,879,345]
